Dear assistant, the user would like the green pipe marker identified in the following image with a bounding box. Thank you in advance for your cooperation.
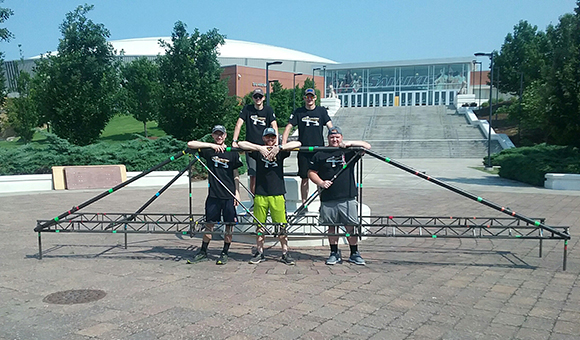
[108,188,113,193]
[345,233,350,237]
[432,235,437,238]
[477,197,483,202]
[385,157,391,162]
[226,147,231,151]
[112,230,117,233]
[54,217,59,222]
[308,147,314,151]
[55,230,59,233]
[170,156,175,161]
[534,221,540,226]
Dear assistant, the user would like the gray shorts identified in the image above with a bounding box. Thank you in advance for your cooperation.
[319,199,359,226]
[246,153,257,176]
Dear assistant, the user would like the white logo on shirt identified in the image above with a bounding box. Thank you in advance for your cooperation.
[212,156,230,168]
[250,115,266,126]
[326,155,345,168]
[301,116,320,127]
[261,157,278,168]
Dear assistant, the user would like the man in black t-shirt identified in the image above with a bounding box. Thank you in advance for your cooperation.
[308,126,371,266]
[232,88,278,195]
[238,128,301,265]
[187,125,243,265]
[282,88,333,205]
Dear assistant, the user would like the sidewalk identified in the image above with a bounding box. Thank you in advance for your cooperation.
[1,158,579,339]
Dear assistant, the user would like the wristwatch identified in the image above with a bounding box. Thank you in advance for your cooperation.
[233,139,238,143]
[278,145,283,149]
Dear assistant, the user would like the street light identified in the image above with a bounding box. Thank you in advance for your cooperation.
[322,66,326,97]
[266,61,282,106]
[474,61,482,108]
[293,72,303,113]
[312,67,321,89]
[475,52,494,169]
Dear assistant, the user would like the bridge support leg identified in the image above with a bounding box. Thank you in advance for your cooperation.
[38,232,42,260]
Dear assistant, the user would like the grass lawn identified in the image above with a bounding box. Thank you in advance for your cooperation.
[0,115,166,148]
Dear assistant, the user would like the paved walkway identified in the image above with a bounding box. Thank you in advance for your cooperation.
[1,158,579,339]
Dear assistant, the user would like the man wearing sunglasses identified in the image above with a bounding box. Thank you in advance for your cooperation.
[282,88,333,205]
[232,88,278,195]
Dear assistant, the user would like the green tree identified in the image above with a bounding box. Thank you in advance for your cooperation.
[494,20,548,95]
[6,70,37,142]
[31,5,121,145]
[269,81,292,125]
[0,1,14,106]
[542,11,580,147]
[157,21,231,141]
[121,57,160,137]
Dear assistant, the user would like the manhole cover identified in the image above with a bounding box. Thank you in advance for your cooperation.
[43,289,106,305]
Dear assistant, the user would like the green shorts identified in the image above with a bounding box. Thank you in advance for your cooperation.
[253,195,287,224]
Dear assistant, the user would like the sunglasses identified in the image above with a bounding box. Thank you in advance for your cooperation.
[253,95,264,99]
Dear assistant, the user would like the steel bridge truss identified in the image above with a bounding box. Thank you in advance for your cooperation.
[35,147,571,270]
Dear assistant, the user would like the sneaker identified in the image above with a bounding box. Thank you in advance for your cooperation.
[216,253,228,265]
[280,253,296,265]
[348,251,366,265]
[249,252,265,264]
[186,251,208,264]
[325,251,342,265]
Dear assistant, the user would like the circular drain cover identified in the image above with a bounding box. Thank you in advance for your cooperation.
[43,289,106,305]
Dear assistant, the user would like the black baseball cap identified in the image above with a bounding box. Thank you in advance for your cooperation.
[262,127,277,136]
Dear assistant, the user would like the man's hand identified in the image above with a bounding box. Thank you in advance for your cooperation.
[232,141,239,149]
[268,145,280,159]
[211,143,226,153]
[318,180,333,189]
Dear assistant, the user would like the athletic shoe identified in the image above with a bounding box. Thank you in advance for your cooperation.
[280,253,296,265]
[186,251,208,264]
[325,251,342,265]
[249,252,265,264]
[216,253,228,265]
[348,251,366,265]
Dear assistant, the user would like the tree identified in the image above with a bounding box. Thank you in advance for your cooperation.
[31,5,121,145]
[6,70,37,142]
[269,81,292,124]
[542,11,580,147]
[121,57,160,137]
[0,1,14,106]
[494,20,548,95]
[157,21,232,141]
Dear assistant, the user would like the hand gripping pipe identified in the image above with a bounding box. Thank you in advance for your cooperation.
[364,149,570,240]
[34,150,189,232]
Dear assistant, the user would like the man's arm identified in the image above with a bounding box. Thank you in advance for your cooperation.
[281,123,293,144]
[233,169,240,207]
[232,117,244,148]
[280,141,301,151]
[341,140,371,150]
[308,169,333,189]
[187,140,225,153]
[325,120,333,129]
[271,120,279,146]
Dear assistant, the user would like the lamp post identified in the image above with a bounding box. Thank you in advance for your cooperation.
[474,61,482,108]
[312,67,321,89]
[266,61,282,106]
[322,65,326,97]
[475,52,494,169]
[293,72,303,114]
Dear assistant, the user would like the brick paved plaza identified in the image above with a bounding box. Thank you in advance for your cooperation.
[1,158,579,339]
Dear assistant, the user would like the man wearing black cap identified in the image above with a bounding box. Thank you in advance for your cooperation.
[308,126,371,266]
[232,88,278,195]
[282,88,333,205]
[238,127,301,265]
[186,125,243,265]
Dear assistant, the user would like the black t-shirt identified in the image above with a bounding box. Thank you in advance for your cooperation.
[288,106,331,146]
[199,148,243,199]
[309,149,359,202]
[239,104,276,145]
[250,150,290,196]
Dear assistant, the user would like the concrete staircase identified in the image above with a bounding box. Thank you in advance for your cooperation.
[331,106,502,158]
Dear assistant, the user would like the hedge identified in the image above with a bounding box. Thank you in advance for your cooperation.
[487,144,580,186]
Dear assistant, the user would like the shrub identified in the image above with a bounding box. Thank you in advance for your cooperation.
[488,144,580,186]
[0,133,246,177]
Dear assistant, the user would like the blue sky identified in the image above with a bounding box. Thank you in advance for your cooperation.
[1,0,577,68]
